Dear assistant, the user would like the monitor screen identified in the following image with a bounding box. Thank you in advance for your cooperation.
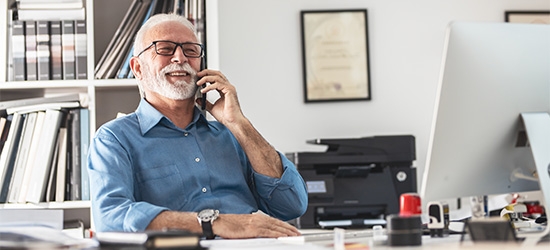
[420,22,550,205]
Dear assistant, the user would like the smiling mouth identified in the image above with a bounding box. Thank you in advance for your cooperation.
[166,71,189,76]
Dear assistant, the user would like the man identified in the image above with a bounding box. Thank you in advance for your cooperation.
[87,13,308,239]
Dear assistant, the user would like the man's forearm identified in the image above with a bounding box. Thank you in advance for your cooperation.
[147,211,202,233]
[226,118,283,178]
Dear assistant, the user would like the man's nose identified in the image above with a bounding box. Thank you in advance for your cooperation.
[171,45,188,63]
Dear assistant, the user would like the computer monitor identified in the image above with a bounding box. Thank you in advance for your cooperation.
[420,21,550,215]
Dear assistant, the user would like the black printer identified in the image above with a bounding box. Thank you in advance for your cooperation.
[287,135,417,229]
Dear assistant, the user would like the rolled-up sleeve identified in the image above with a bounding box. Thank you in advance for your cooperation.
[88,129,167,232]
[252,152,308,221]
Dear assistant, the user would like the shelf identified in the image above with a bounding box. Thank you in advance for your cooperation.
[0,78,138,89]
[0,200,91,209]
[0,80,91,89]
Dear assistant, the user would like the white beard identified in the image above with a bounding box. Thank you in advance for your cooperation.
[141,62,198,100]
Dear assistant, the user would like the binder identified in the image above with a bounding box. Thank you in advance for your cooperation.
[36,21,51,80]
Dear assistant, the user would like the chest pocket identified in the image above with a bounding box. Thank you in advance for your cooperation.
[135,165,187,209]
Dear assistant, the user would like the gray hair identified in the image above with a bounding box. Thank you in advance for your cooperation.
[133,13,199,56]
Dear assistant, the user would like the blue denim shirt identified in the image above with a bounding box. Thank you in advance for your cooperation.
[88,99,308,232]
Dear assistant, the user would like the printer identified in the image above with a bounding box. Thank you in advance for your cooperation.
[287,135,417,229]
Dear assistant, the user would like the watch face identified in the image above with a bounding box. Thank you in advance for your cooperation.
[198,209,219,221]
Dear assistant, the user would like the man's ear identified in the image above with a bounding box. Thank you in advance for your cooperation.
[130,56,143,80]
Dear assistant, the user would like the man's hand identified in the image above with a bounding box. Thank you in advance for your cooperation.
[195,69,245,126]
[212,213,301,239]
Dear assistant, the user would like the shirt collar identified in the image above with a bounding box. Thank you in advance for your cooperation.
[135,98,209,135]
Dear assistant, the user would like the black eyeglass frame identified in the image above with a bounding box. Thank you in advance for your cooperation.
[136,40,204,58]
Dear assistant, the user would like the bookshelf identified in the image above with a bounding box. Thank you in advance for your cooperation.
[0,0,210,230]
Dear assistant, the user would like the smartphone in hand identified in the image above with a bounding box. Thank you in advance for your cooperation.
[199,56,206,111]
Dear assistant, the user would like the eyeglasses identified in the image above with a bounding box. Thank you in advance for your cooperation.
[136,40,204,58]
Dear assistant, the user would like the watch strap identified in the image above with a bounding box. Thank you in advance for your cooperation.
[201,220,215,239]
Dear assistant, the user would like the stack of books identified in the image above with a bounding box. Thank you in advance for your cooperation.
[7,0,87,81]
[0,93,91,204]
[95,0,205,79]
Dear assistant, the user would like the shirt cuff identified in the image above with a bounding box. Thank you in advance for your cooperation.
[124,202,168,231]
[252,152,301,199]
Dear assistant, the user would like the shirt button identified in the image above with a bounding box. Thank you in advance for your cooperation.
[195,158,200,162]
[202,187,207,193]
[184,132,189,136]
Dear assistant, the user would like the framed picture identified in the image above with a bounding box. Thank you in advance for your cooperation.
[300,9,371,103]
[505,11,550,24]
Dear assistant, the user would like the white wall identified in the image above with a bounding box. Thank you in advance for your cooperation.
[212,0,550,189]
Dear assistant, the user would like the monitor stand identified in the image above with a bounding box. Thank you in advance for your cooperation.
[519,112,550,246]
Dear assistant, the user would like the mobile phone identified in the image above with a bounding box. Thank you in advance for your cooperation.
[199,56,206,111]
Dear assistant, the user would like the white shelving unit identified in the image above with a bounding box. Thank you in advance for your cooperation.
[0,0,215,229]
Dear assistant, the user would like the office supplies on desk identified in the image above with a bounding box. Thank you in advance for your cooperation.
[386,214,422,246]
[400,193,422,216]
[95,229,202,249]
[462,217,519,243]
[287,135,417,229]
[427,201,450,237]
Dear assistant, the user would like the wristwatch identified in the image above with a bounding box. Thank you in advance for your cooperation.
[197,209,219,239]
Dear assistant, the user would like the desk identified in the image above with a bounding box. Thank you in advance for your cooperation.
[1,226,548,249]
[202,232,550,250]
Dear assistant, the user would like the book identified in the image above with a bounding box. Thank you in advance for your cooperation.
[6,101,80,115]
[0,116,9,153]
[7,112,37,203]
[116,46,133,79]
[36,21,51,81]
[16,8,86,21]
[61,20,76,80]
[45,130,61,202]
[173,0,184,15]
[0,113,26,203]
[50,21,63,80]
[0,115,13,157]
[16,111,46,203]
[11,18,26,81]
[6,10,17,82]
[55,127,68,202]
[79,108,90,200]
[25,21,38,81]
[68,109,81,201]
[25,109,65,204]
[0,93,83,112]
[74,20,87,79]
[95,230,201,249]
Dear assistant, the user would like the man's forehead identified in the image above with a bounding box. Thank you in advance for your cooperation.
[145,21,197,42]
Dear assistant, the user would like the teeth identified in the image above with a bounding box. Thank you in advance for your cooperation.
[168,72,188,76]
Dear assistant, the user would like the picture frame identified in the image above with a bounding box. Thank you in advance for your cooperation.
[505,11,550,24]
[300,9,371,103]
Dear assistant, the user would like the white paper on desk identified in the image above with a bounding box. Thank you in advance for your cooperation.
[201,238,328,250]
[0,225,98,248]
